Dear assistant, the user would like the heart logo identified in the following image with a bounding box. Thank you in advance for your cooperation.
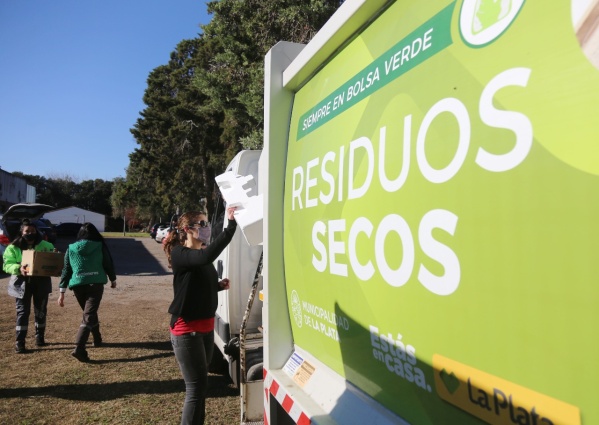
[440,368,460,394]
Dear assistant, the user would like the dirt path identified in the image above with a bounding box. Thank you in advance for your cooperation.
[101,236,173,302]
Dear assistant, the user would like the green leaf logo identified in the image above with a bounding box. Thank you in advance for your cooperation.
[460,0,525,47]
[440,368,460,394]
[473,0,510,34]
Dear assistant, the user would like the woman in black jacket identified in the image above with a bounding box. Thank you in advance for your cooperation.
[163,207,236,425]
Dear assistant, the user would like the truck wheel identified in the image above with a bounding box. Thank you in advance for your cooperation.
[247,362,263,382]
[209,346,229,375]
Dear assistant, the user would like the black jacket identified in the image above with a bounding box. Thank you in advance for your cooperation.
[168,220,237,327]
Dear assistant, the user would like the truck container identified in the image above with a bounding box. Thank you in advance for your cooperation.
[214,0,599,423]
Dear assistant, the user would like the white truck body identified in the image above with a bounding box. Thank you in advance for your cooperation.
[215,0,599,424]
[213,149,264,383]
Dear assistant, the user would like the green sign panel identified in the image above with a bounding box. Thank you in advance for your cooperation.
[284,0,598,423]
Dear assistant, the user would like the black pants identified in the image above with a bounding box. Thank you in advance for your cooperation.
[73,284,104,348]
[15,279,49,342]
[171,331,214,425]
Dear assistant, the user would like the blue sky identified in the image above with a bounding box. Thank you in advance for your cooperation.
[0,1,211,181]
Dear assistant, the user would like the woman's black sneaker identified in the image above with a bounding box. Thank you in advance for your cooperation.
[15,341,26,354]
[71,349,90,362]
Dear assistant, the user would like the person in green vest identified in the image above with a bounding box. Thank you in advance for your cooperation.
[57,222,117,362]
[2,219,55,353]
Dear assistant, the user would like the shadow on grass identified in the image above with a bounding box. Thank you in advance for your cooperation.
[14,349,174,363]
[97,340,173,350]
[0,375,237,401]
[18,340,176,363]
[22,340,173,352]
[90,351,175,364]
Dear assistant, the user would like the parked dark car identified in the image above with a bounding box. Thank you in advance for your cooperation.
[36,218,57,243]
[3,218,55,244]
[54,222,83,237]
[0,203,56,267]
[150,223,169,240]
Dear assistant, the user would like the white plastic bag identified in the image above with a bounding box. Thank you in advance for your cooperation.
[7,275,26,299]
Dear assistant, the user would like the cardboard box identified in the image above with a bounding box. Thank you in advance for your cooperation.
[21,250,65,277]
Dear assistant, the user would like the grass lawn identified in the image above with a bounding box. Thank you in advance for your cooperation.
[102,232,150,238]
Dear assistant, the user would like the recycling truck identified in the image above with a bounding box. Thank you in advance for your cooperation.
[213,0,599,423]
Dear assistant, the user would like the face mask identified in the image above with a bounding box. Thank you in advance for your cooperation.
[23,234,36,242]
[194,227,211,245]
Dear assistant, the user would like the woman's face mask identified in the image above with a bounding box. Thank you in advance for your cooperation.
[194,227,212,245]
[22,226,37,242]
[189,219,211,245]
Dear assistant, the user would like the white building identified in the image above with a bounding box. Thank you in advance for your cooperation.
[0,169,36,212]
[43,206,105,232]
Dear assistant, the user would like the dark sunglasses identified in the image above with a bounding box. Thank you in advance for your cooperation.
[189,220,209,228]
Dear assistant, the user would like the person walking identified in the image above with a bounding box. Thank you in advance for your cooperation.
[163,207,237,425]
[57,222,117,362]
[2,219,56,353]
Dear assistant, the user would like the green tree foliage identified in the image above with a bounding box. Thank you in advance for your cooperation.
[127,1,340,219]
[12,173,114,216]
[200,0,340,150]
[129,38,228,221]
[109,177,129,218]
